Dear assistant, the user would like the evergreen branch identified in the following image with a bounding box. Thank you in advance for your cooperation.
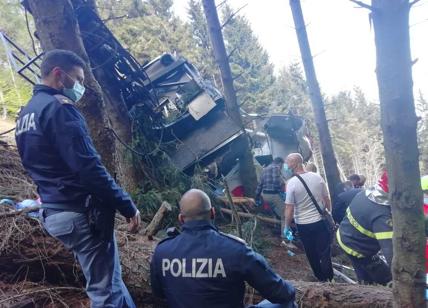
[220,4,248,30]
[349,0,373,10]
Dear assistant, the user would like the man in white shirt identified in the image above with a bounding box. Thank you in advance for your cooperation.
[283,153,333,282]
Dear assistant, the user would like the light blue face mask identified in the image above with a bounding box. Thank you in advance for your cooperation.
[63,80,85,102]
[61,71,85,102]
[282,164,293,178]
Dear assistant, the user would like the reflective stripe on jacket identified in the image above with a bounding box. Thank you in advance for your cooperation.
[337,191,393,266]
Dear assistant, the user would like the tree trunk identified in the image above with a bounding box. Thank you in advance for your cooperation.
[0,89,6,119]
[71,0,142,192]
[27,0,142,192]
[371,1,425,306]
[201,0,257,197]
[289,0,342,201]
[291,280,392,307]
[27,0,116,174]
[143,201,172,238]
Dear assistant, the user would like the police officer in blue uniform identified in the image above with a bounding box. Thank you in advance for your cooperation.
[150,189,296,308]
[15,49,141,307]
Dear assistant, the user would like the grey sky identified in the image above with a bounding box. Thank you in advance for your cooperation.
[173,0,428,101]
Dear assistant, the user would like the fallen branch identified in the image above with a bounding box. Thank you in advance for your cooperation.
[218,196,255,206]
[143,201,172,239]
[222,176,243,237]
[220,208,281,225]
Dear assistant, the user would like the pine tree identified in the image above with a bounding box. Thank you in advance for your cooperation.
[221,4,275,113]
[272,63,326,177]
[324,88,384,185]
[187,0,218,81]
[273,63,312,115]
[99,0,202,66]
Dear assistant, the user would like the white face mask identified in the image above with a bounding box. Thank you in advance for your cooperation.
[61,71,85,102]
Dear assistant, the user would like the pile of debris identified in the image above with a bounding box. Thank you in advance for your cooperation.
[0,142,36,201]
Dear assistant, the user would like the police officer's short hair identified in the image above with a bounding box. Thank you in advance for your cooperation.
[273,157,284,165]
[41,49,86,78]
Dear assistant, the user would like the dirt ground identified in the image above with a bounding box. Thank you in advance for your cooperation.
[266,238,316,282]
[242,222,356,283]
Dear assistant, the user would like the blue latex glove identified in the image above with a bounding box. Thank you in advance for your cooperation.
[283,227,294,241]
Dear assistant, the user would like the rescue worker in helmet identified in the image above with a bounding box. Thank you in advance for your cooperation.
[336,169,392,285]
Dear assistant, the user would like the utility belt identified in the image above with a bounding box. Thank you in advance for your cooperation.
[42,196,115,242]
[42,202,88,217]
[262,190,280,195]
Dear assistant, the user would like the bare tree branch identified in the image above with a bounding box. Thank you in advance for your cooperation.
[410,18,428,27]
[232,71,246,81]
[227,46,238,59]
[410,0,422,7]
[349,0,373,10]
[216,0,228,9]
[411,58,419,66]
[220,3,248,30]
[102,14,129,22]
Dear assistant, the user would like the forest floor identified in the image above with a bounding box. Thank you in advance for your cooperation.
[243,223,356,283]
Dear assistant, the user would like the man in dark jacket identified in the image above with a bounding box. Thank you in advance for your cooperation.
[15,49,141,307]
[333,183,362,224]
[337,171,392,285]
[151,189,296,308]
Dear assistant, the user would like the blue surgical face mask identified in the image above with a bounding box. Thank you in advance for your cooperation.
[63,80,85,102]
[282,164,293,178]
[62,71,85,102]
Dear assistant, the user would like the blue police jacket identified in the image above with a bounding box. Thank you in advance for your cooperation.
[150,220,296,308]
[15,85,137,218]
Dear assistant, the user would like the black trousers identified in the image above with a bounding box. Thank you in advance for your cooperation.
[297,220,334,282]
[348,255,392,285]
